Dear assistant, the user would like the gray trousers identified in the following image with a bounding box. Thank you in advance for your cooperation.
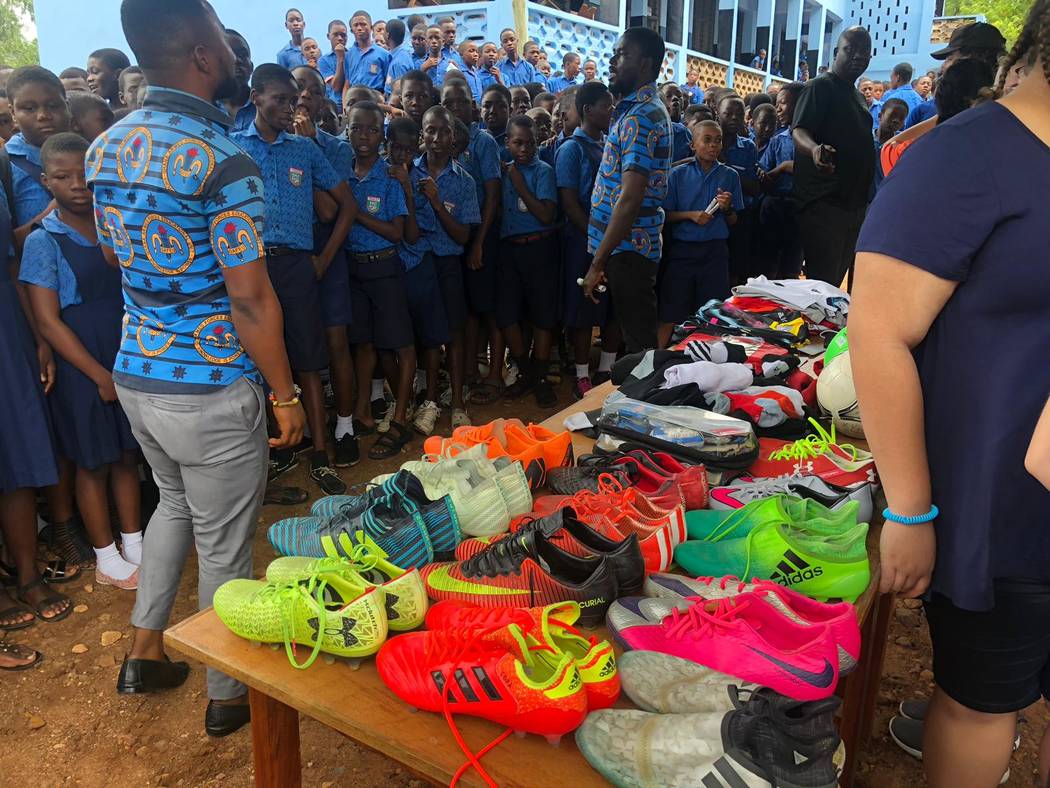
[117,378,268,700]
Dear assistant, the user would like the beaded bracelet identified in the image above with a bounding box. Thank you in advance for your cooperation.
[883,505,939,525]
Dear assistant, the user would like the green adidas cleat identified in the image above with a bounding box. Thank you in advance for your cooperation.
[214,572,389,669]
[265,547,428,632]
[673,522,870,602]
[685,494,859,541]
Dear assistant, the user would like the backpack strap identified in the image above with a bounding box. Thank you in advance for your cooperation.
[0,149,14,217]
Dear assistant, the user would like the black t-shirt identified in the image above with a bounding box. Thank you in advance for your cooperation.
[791,72,875,210]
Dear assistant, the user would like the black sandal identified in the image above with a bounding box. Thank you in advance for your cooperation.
[369,421,412,460]
[17,579,72,624]
[0,639,43,671]
[0,560,81,586]
[263,485,309,506]
[44,519,96,567]
[0,598,35,632]
[469,380,504,406]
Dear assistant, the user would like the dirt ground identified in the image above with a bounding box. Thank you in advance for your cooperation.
[1,384,1045,787]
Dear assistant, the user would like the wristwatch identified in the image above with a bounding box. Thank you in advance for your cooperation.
[269,385,302,409]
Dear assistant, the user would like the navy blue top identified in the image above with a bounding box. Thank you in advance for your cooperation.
[856,101,1050,610]
[555,128,605,217]
[905,98,938,129]
[758,128,795,195]
[663,159,744,242]
[500,157,557,238]
[670,121,693,162]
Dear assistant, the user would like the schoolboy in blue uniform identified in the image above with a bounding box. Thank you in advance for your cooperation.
[421,25,455,89]
[498,115,559,408]
[232,64,356,494]
[457,41,485,104]
[345,11,390,93]
[401,69,435,129]
[291,65,359,468]
[317,20,349,112]
[717,93,759,284]
[276,8,308,70]
[682,68,705,105]
[757,80,803,278]
[660,82,694,162]
[547,54,582,95]
[344,101,415,460]
[442,81,505,407]
[498,29,541,86]
[387,24,428,98]
[478,43,503,95]
[659,119,743,347]
[556,81,619,400]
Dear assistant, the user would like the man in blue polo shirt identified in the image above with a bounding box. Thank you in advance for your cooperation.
[548,53,582,95]
[276,8,308,69]
[99,0,303,737]
[345,10,390,93]
[317,20,349,112]
[498,29,541,86]
[583,27,672,353]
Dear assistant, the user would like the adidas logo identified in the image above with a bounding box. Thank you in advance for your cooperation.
[431,666,503,703]
[598,658,616,678]
[769,550,823,587]
[701,755,756,787]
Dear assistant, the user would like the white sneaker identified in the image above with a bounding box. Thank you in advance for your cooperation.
[450,407,471,429]
[412,400,441,436]
[709,473,874,523]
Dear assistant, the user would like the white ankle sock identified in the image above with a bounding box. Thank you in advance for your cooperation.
[121,531,143,565]
[598,351,617,372]
[575,364,590,380]
[96,542,137,580]
[371,378,385,400]
[335,415,354,440]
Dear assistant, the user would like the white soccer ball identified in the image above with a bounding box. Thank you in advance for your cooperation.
[816,352,864,439]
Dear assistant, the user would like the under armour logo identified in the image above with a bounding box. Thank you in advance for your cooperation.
[307,616,359,647]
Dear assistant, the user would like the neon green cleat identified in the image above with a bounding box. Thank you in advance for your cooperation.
[214,572,389,668]
[265,544,428,631]
[674,522,870,602]
[685,494,859,541]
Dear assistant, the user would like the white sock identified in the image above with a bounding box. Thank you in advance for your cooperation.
[96,542,137,580]
[335,415,355,440]
[598,352,617,372]
[371,378,385,400]
[414,369,426,394]
[121,531,143,565]
[575,364,590,380]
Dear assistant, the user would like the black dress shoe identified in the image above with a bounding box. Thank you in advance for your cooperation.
[205,700,251,737]
[116,655,190,694]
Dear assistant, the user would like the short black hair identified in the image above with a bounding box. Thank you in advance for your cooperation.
[422,105,454,125]
[622,27,665,80]
[892,62,914,82]
[405,14,426,32]
[68,91,112,120]
[747,92,773,112]
[717,92,744,110]
[7,66,65,102]
[482,83,512,104]
[349,99,384,124]
[562,52,580,67]
[534,91,555,104]
[122,0,216,73]
[386,18,406,47]
[438,16,455,26]
[387,116,420,139]
[291,64,325,88]
[41,131,89,169]
[523,81,545,101]
[507,114,536,137]
[118,65,144,88]
[328,19,346,32]
[575,80,610,115]
[59,67,88,79]
[285,8,302,20]
[779,80,806,101]
[879,97,909,118]
[683,104,714,123]
[401,69,433,91]
[444,73,468,89]
[350,10,372,24]
[452,117,469,138]
[89,48,132,72]
[250,63,297,93]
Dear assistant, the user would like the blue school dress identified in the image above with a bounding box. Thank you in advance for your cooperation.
[0,190,58,492]
[41,229,137,470]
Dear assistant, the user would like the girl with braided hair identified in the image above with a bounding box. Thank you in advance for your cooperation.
[849,0,1050,785]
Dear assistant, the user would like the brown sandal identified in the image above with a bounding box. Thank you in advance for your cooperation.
[0,638,43,671]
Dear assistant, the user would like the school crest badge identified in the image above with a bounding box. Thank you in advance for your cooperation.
[288,167,304,187]
[370,63,379,74]
[367,195,382,214]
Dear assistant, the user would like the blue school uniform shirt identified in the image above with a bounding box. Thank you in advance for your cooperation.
[498,57,540,87]
[345,42,391,92]
[315,130,354,181]
[318,51,345,110]
[477,67,500,95]
[671,121,693,162]
[421,53,456,88]
[346,157,408,252]
[758,127,794,195]
[723,134,759,208]
[664,159,744,243]
[443,45,466,69]
[393,162,427,272]
[19,212,96,308]
[905,98,937,129]
[547,74,580,95]
[459,124,501,217]
[555,128,605,210]
[386,47,418,94]
[881,83,922,113]
[460,65,485,104]
[500,157,557,238]
[87,87,264,393]
[231,124,341,251]
[588,82,672,262]
[412,154,480,256]
[539,131,566,169]
[681,84,705,105]
[277,42,308,70]
[5,133,50,227]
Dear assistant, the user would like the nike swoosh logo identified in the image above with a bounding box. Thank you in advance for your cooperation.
[745,646,835,689]
[426,565,530,597]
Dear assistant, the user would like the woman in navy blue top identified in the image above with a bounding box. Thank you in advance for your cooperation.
[850,4,1050,783]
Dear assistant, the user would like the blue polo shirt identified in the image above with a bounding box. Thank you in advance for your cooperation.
[386,48,420,93]
[588,82,672,262]
[501,157,556,238]
[318,51,345,110]
[421,53,456,88]
[346,157,408,252]
[547,74,580,95]
[19,212,96,309]
[664,159,744,243]
[459,124,501,217]
[315,130,354,181]
[498,56,540,87]
[478,67,500,96]
[459,65,485,104]
[905,98,937,129]
[758,128,795,195]
[555,128,605,217]
[539,131,566,169]
[87,87,265,393]
[345,42,391,92]
[671,121,693,162]
[230,100,256,134]
[392,162,427,271]
[442,45,465,69]
[412,154,480,256]
[882,83,922,113]
[231,124,341,251]
[5,133,50,227]
[277,42,308,70]
[681,83,705,105]
[723,134,759,207]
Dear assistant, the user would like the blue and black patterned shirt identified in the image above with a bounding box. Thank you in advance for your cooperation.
[87,87,265,393]
[588,82,672,262]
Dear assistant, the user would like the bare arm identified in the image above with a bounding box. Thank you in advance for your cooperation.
[354,212,404,244]
[28,284,114,399]
[559,186,589,235]
[466,179,500,270]
[12,262,56,393]
[850,252,958,597]
[331,48,347,97]
[425,184,471,245]
[507,166,556,225]
[316,182,356,266]
[313,190,338,224]
[1026,397,1050,491]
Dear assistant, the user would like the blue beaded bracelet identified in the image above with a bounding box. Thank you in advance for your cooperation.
[883,505,939,525]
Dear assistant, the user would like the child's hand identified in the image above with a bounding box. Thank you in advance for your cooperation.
[292,111,316,139]
[96,373,118,403]
[715,190,732,211]
[466,241,484,270]
[423,56,439,72]
[693,211,713,226]
[388,164,411,192]
[36,343,55,395]
[419,177,439,202]
[312,255,332,280]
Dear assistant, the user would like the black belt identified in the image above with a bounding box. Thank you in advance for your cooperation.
[264,245,306,258]
[506,229,558,245]
[350,247,398,263]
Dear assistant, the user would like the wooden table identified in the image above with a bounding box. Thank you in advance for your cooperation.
[166,382,890,788]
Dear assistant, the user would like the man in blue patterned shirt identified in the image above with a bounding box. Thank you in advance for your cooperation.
[583,27,671,353]
[95,0,303,737]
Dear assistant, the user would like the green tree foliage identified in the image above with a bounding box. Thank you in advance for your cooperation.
[0,0,39,67]
[942,0,1028,47]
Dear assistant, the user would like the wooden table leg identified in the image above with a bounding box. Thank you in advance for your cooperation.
[859,593,893,742]
[249,687,302,788]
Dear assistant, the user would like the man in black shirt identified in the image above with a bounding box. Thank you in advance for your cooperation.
[791,27,873,286]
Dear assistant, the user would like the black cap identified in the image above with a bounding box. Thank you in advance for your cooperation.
[931,21,1006,59]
